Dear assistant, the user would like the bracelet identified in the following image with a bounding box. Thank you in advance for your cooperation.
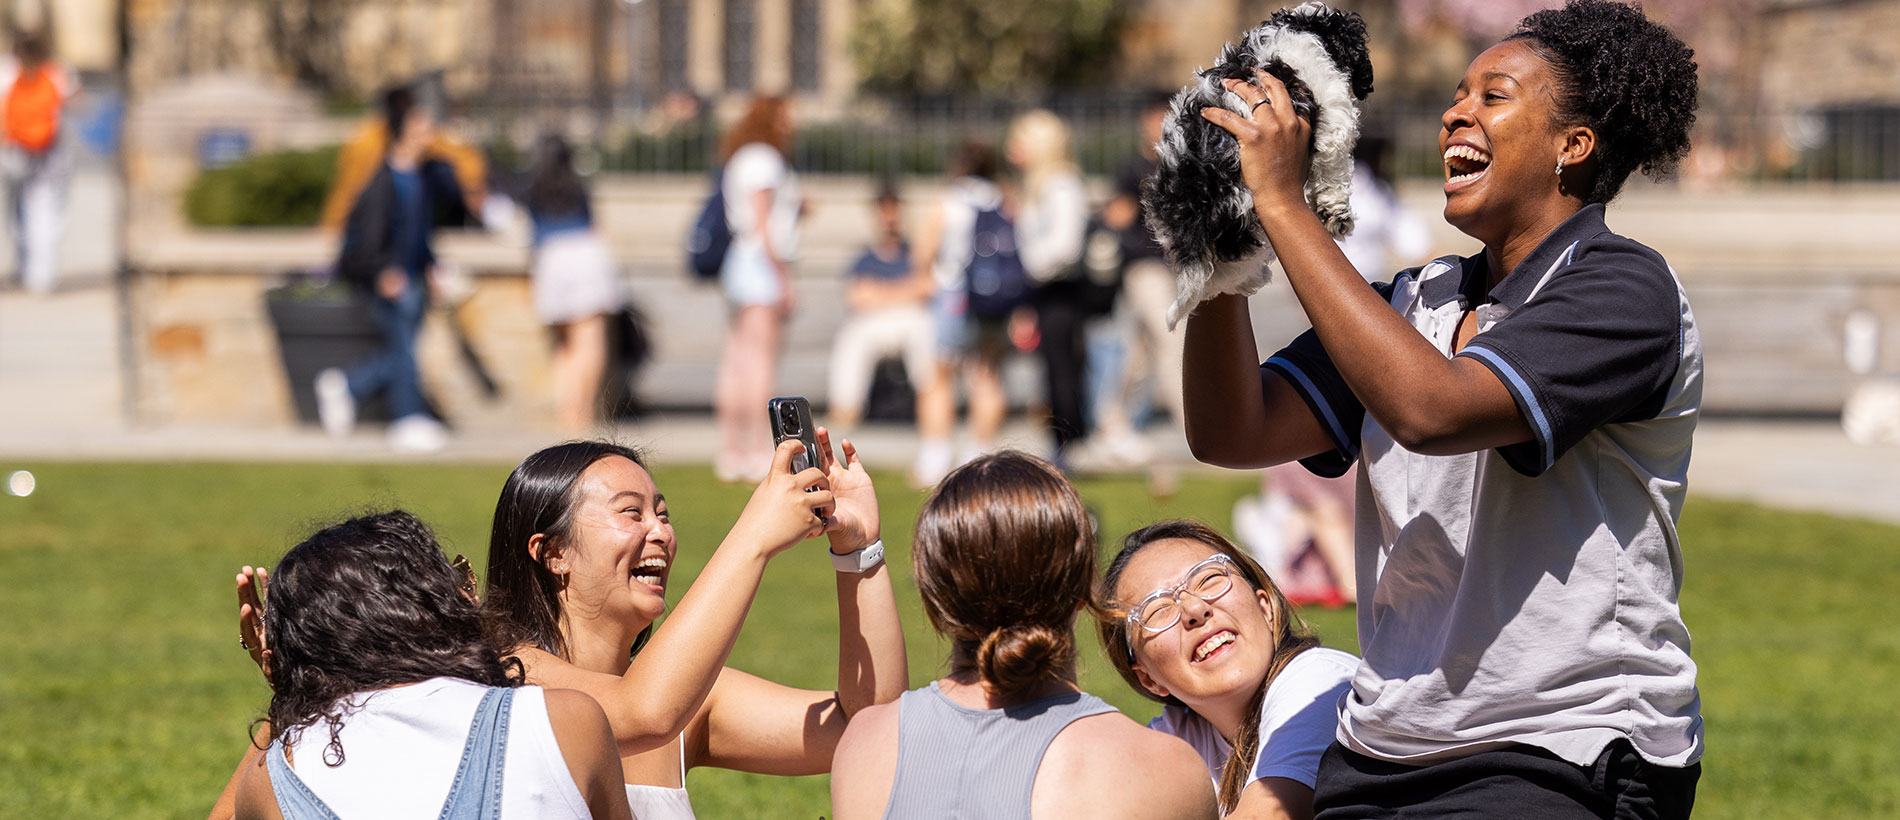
[830,539,886,574]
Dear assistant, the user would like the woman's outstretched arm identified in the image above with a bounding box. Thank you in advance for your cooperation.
[518,438,838,754]
[816,428,908,716]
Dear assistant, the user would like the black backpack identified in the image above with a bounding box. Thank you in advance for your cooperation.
[964,205,1030,319]
[686,168,730,281]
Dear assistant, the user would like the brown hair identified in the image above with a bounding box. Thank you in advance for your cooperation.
[719,95,792,163]
[913,451,1095,701]
[1094,519,1320,813]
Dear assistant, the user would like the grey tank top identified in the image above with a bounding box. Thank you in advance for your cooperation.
[881,681,1118,820]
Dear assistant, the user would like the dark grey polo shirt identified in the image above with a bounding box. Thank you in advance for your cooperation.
[1263,204,1704,768]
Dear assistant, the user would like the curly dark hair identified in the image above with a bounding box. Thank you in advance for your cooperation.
[1508,0,1699,204]
[483,441,652,661]
[261,511,523,765]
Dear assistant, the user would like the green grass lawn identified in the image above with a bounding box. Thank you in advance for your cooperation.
[0,460,1894,818]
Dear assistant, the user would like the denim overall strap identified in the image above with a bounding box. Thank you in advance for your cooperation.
[436,687,516,820]
[266,735,343,820]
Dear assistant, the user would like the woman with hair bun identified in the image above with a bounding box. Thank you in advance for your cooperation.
[1096,520,1358,820]
[829,451,1216,820]
[1182,0,1705,816]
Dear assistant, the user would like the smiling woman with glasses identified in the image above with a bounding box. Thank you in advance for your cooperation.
[1096,520,1359,820]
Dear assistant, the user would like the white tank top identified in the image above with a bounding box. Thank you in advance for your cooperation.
[283,677,591,819]
[624,737,698,819]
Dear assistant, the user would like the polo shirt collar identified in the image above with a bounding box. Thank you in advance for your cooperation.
[1479,203,1610,309]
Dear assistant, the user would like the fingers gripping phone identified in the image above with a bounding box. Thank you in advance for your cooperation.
[768,396,828,518]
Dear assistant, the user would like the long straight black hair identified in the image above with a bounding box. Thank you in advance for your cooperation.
[483,441,651,661]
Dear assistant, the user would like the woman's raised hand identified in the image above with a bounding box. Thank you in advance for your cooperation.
[815,427,878,554]
[731,437,838,558]
[234,565,270,676]
[1201,70,1313,216]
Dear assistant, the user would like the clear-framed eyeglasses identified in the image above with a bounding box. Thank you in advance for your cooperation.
[1122,554,1239,657]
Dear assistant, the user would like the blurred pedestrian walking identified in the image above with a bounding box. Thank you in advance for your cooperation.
[318,86,464,453]
[826,181,933,430]
[713,95,803,483]
[0,28,73,295]
[911,140,1016,487]
[527,133,626,433]
[1088,96,1179,472]
[1007,111,1092,467]
[319,72,486,237]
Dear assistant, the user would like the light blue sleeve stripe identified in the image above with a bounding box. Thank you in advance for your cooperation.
[1265,355,1353,457]
[1461,345,1555,468]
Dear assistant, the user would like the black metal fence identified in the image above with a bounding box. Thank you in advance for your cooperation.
[466,94,1900,184]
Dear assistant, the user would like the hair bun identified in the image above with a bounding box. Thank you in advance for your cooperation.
[975,623,1074,700]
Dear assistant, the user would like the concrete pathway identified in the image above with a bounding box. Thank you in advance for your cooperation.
[2,285,1897,528]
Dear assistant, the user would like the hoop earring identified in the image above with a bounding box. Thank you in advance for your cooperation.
[1555,157,1566,176]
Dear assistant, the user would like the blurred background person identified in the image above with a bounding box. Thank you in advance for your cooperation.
[319,73,486,237]
[1088,95,1178,475]
[826,180,933,431]
[1336,135,1431,284]
[1008,110,1092,468]
[526,133,625,434]
[317,86,463,454]
[910,140,1012,487]
[0,26,73,295]
[713,95,802,483]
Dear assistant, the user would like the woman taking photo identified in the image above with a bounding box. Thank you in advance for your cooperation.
[830,452,1216,820]
[1096,520,1356,820]
[713,95,804,482]
[222,511,631,820]
[481,434,905,817]
[1181,1,1703,816]
[232,432,905,818]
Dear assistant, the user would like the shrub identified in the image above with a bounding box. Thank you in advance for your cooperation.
[184,146,339,227]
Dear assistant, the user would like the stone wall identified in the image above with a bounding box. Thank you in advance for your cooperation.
[127,178,1900,433]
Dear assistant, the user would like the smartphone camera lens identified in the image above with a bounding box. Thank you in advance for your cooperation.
[778,403,800,435]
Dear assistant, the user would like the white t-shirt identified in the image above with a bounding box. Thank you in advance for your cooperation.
[722,142,802,261]
[1147,646,1357,790]
[283,678,591,819]
[1014,171,1088,283]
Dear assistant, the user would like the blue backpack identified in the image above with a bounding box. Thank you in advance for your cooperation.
[964,205,1030,318]
[686,169,731,281]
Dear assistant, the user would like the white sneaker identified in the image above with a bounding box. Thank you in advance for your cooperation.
[387,414,449,454]
[315,368,355,439]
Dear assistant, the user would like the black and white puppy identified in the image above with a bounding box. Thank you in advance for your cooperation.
[1142,2,1375,328]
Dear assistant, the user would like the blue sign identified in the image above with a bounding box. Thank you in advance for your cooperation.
[197,128,252,169]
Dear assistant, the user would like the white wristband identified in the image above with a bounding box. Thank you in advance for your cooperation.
[830,539,885,574]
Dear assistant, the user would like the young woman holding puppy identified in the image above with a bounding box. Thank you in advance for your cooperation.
[829,452,1216,820]
[229,433,905,819]
[1096,520,1357,820]
[1181,1,1703,816]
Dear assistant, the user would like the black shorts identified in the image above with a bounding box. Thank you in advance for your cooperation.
[1313,739,1700,820]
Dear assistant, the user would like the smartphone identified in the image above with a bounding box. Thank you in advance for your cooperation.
[767,396,828,517]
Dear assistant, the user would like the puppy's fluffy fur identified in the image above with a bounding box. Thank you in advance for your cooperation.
[1143,2,1375,329]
